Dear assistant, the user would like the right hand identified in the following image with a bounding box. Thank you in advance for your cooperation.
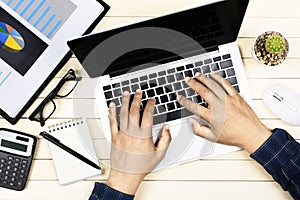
[177,73,272,154]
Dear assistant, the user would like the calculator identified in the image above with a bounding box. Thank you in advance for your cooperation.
[0,129,37,191]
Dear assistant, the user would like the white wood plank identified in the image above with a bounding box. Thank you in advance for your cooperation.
[0,181,291,200]
[29,160,273,181]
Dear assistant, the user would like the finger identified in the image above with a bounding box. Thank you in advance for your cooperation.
[141,98,156,129]
[129,89,143,126]
[211,73,237,96]
[177,95,210,122]
[156,124,172,150]
[109,102,118,137]
[185,76,214,105]
[120,91,130,130]
[190,118,217,142]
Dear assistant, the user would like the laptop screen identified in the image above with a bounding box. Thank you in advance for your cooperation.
[68,0,249,78]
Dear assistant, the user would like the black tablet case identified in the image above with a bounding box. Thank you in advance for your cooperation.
[0,0,110,124]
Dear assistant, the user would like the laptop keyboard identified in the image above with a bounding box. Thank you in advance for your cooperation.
[103,54,240,125]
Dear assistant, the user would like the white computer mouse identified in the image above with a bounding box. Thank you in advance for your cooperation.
[263,84,300,126]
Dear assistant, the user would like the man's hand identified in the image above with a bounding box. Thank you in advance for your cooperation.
[107,89,171,195]
[177,72,272,154]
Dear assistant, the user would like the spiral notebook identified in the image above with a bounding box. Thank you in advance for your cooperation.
[46,119,101,185]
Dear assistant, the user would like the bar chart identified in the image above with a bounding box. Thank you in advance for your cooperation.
[1,0,77,39]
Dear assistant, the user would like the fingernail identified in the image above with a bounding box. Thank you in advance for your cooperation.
[195,72,201,77]
[185,77,191,82]
[136,89,142,93]
[177,95,182,101]
[164,124,170,131]
[123,91,129,96]
[109,102,115,108]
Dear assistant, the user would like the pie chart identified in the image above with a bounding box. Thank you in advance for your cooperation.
[0,22,25,52]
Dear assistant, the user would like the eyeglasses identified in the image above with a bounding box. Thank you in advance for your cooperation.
[29,69,82,127]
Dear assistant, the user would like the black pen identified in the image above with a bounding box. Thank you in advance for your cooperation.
[40,132,101,170]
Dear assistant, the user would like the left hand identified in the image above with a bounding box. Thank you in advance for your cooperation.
[107,89,172,195]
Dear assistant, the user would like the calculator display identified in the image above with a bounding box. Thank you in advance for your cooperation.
[1,139,28,152]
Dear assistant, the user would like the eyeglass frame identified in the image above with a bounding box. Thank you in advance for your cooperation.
[29,69,82,127]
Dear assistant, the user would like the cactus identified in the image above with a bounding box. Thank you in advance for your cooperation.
[265,35,286,54]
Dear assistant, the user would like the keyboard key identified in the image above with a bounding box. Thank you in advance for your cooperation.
[175,101,181,109]
[149,79,158,87]
[106,100,111,108]
[173,82,182,90]
[149,73,157,79]
[227,77,238,85]
[113,83,120,88]
[147,89,155,97]
[177,90,186,97]
[160,95,169,103]
[195,61,203,66]
[131,78,139,84]
[140,82,149,90]
[211,63,220,71]
[158,77,166,85]
[167,102,176,111]
[113,89,122,97]
[202,65,211,74]
[121,80,129,86]
[158,71,166,76]
[167,75,175,83]
[164,84,173,93]
[182,81,189,88]
[168,93,177,101]
[103,85,111,91]
[181,109,194,118]
[233,85,240,93]
[142,100,147,108]
[213,56,221,62]
[184,70,193,77]
[175,73,184,81]
[167,68,176,74]
[218,70,226,78]
[187,88,195,96]
[111,98,120,106]
[156,87,164,95]
[104,91,113,99]
[157,105,167,113]
[131,84,140,92]
[186,64,194,69]
[222,54,231,60]
[122,86,131,93]
[153,107,158,115]
[226,68,235,77]
[140,76,148,81]
[193,67,202,74]
[176,66,185,71]
[204,59,212,64]
[220,60,233,69]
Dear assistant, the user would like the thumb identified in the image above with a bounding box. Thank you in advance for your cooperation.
[190,118,217,142]
[156,124,172,150]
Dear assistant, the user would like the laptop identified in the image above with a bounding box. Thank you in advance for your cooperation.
[68,0,251,170]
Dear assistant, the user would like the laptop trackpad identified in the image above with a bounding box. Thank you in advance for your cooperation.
[161,121,215,167]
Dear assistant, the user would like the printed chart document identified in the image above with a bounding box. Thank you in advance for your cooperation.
[0,0,108,123]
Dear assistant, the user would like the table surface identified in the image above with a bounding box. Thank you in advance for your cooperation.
[1,0,299,199]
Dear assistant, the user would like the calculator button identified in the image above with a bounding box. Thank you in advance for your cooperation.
[14,162,20,167]
[0,169,3,173]
[22,160,28,164]
[6,166,11,170]
[9,182,15,186]
[15,158,20,162]
[7,160,12,165]
[20,169,26,174]
[12,172,17,177]
[0,159,6,163]
[4,175,8,180]
[17,180,23,187]
[13,167,18,172]
[3,180,8,185]
[8,156,13,160]
[4,171,9,175]
[11,177,15,182]
[21,164,27,168]
[19,174,25,178]
[0,163,4,168]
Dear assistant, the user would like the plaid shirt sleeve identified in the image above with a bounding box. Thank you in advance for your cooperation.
[251,129,300,199]
[89,183,135,200]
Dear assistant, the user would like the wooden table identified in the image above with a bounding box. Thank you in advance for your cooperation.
[0,0,298,199]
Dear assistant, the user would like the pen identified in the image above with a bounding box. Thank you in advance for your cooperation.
[40,132,101,170]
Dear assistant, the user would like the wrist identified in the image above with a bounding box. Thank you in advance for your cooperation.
[241,125,272,154]
[107,169,144,195]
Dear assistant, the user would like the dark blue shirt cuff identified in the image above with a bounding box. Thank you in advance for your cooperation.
[89,183,135,200]
[250,128,300,191]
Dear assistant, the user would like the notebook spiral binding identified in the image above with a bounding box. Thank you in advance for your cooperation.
[48,118,84,133]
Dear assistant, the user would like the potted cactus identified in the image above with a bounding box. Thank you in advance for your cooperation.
[253,31,289,66]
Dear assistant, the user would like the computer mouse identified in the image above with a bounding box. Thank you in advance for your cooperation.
[263,84,300,126]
